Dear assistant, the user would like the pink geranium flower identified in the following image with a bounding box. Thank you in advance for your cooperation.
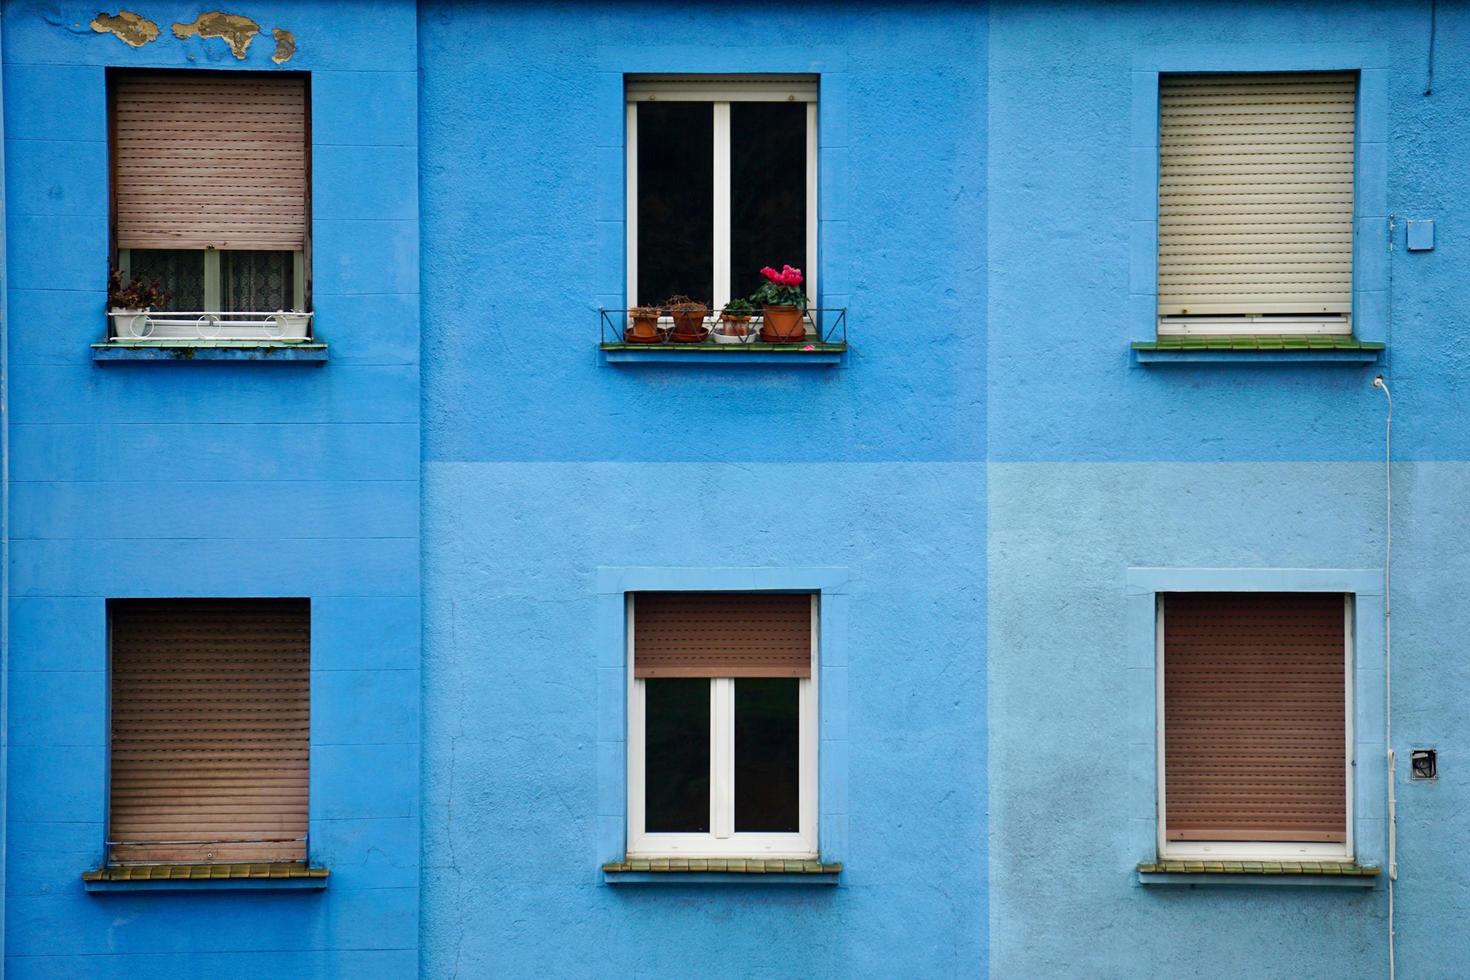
[761,264,804,287]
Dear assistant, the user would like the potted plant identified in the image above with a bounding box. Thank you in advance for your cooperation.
[625,305,663,344]
[752,264,807,342]
[714,298,756,343]
[107,269,169,341]
[665,295,711,343]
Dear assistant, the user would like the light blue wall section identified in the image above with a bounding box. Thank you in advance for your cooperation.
[987,1,1470,462]
[417,4,988,973]
[422,462,986,977]
[419,2,987,466]
[988,463,1395,978]
[2,2,422,976]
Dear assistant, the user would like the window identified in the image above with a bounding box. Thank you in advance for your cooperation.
[110,73,309,332]
[1158,592,1351,860]
[627,592,817,858]
[625,75,817,311]
[1158,72,1356,336]
[107,599,309,865]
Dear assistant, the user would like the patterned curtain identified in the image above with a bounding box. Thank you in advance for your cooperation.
[222,251,294,312]
[127,250,205,311]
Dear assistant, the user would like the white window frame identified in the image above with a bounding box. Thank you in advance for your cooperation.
[117,248,308,314]
[624,75,818,311]
[626,592,819,859]
[1156,593,1355,862]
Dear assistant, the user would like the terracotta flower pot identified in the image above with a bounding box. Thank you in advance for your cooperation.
[721,315,751,337]
[625,312,662,344]
[761,305,805,342]
[669,307,710,343]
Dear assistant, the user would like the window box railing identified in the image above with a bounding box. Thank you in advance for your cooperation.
[108,310,314,344]
[599,307,845,353]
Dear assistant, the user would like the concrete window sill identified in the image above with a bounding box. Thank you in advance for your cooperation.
[602,858,841,886]
[1132,337,1383,364]
[93,340,329,364]
[600,342,845,366]
[1137,860,1380,888]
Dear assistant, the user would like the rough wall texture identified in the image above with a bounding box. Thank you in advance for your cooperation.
[2,2,422,976]
[987,2,1470,977]
[417,2,988,976]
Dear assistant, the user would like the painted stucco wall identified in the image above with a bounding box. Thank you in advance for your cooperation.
[2,3,422,976]
[987,2,1470,977]
[417,3,987,976]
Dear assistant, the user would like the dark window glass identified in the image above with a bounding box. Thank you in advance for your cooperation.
[645,679,710,833]
[734,678,800,833]
[730,102,807,301]
[126,250,204,311]
[222,250,295,312]
[637,101,713,306]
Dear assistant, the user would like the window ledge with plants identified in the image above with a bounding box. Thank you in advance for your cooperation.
[83,862,330,892]
[1136,860,1380,888]
[605,266,845,365]
[95,270,325,363]
[602,858,842,886]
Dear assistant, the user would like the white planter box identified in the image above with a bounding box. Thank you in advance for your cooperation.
[109,310,312,343]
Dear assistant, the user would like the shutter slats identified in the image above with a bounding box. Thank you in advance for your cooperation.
[108,599,309,865]
[1164,593,1346,844]
[634,593,812,678]
[113,75,307,251]
[1158,72,1355,317]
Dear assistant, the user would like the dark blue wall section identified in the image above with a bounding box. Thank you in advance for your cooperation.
[2,2,422,976]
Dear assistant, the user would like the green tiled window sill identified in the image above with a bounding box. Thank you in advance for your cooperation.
[603,858,842,886]
[83,862,330,892]
[1137,860,1380,888]
[1133,336,1383,364]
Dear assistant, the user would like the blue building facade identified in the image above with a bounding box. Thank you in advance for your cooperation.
[0,1,1464,977]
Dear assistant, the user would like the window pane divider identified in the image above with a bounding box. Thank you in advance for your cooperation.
[203,249,221,313]
[711,678,734,839]
[712,102,733,311]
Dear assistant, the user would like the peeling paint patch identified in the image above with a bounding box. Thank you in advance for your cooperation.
[172,11,261,60]
[271,28,296,64]
[90,10,160,47]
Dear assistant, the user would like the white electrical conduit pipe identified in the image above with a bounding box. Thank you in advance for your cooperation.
[1372,373,1395,980]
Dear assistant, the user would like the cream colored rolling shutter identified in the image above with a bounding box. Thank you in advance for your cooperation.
[1164,593,1347,844]
[1158,73,1355,317]
[108,599,309,864]
[113,74,307,250]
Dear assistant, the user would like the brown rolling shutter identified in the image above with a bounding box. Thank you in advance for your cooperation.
[108,599,309,864]
[1164,592,1346,843]
[113,74,307,251]
[634,593,812,678]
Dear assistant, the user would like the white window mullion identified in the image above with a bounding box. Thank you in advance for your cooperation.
[712,102,732,311]
[626,596,645,850]
[806,101,818,308]
[203,249,221,313]
[625,102,639,308]
[799,594,819,847]
[711,678,734,839]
